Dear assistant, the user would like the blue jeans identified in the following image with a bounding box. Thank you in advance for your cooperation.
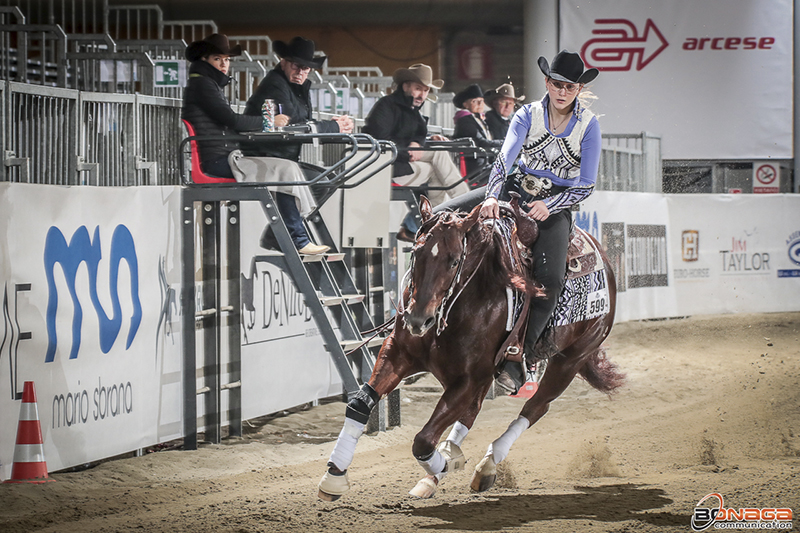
[204,158,310,249]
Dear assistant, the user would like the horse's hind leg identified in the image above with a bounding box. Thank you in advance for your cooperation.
[471,350,587,492]
[318,337,415,501]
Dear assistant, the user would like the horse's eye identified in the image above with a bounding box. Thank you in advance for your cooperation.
[450,259,459,269]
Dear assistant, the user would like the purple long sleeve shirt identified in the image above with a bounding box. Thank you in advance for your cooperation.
[486,95,601,213]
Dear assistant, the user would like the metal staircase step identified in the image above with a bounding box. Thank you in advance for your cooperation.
[339,339,365,352]
[342,293,365,304]
[367,336,386,348]
[339,336,386,352]
[325,252,345,262]
[320,295,344,306]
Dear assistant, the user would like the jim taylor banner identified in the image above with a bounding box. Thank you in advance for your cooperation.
[577,192,800,322]
[560,0,792,160]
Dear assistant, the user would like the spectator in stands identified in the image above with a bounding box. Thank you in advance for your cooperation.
[452,84,503,177]
[182,33,329,255]
[362,63,470,242]
[245,36,353,162]
[484,82,524,141]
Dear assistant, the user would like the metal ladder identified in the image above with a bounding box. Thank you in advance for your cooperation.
[181,184,398,448]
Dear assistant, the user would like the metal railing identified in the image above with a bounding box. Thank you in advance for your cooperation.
[229,35,276,68]
[1,80,184,186]
[599,132,662,193]
[0,21,67,85]
[4,81,77,184]
[0,0,104,33]
[106,4,161,40]
[162,20,216,43]
[1,79,662,192]
[117,38,186,59]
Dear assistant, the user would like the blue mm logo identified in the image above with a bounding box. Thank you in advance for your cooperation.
[43,225,142,362]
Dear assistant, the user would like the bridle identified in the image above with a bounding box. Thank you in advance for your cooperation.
[402,215,486,335]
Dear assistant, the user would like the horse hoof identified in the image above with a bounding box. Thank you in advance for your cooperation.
[409,475,438,499]
[317,489,342,502]
[470,454,497,492]
[318,468,350,501]
[437,440,466,472]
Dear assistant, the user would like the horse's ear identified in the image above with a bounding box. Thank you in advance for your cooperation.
[419,195,433,222]
[461,202,482,231]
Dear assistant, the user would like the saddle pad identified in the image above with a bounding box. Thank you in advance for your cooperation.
[552,268,611,327]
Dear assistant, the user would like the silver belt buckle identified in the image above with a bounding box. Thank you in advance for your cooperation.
[520,175,552,197]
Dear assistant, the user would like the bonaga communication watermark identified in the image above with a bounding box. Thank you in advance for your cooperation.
[692,493,793,531]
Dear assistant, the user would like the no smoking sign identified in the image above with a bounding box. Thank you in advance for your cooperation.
[753,162,779,193]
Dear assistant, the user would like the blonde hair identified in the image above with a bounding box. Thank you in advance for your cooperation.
[577,87,598,109]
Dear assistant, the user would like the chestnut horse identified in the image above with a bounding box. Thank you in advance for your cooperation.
[318,197,624,501]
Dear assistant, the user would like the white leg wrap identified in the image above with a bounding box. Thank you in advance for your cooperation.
[445,421,469,447]
[487,416,530,464]
[417,449,446,476]
[328,418,365,471]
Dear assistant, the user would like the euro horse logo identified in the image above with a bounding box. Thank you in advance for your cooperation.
[44,225,142,362]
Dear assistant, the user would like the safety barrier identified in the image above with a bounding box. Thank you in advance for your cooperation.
[0,80,660,189]
[599,132,662,193]
[1,81,185,186]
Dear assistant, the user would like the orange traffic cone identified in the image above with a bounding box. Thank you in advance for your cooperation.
[4,381,54,484]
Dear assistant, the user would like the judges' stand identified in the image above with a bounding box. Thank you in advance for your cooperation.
[179,127,399,448]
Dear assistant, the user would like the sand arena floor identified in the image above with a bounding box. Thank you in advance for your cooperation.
[1,312,799,533]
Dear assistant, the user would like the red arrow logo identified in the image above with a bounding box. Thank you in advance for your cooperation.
[581,19,669,71]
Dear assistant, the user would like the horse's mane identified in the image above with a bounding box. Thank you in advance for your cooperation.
[422,210,541,299]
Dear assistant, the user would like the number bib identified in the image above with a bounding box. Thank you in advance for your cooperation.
[551,269,611,327]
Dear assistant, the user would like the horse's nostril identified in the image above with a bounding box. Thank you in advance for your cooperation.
[423,317,435,330]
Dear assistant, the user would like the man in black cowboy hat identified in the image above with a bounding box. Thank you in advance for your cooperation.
[452,83,503,177]
[244,36,353,161]
[183,34,330,255]
[484,82,524,141]
[362,63,470,241]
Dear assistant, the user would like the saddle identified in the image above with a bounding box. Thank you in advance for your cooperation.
[494,201,603,368]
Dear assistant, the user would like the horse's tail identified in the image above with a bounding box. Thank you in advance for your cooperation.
[579,345,625,394]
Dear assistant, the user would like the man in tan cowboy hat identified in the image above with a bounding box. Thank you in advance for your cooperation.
[362,63,470,241]
[483,82,525,141]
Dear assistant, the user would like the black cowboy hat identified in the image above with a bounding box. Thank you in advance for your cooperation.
[538,50,599,84]
[185,34,242,62]
[453,84,485,109]
[274,36,327,69]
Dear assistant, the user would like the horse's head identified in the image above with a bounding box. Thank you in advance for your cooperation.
[402,196,484,337]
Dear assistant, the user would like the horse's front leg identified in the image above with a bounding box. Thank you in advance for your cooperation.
[408,379,492,499]
[318,335,416,501]
[471,351,585,492]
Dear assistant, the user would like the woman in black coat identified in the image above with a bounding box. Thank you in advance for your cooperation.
[452,84,503,177]
[181,34,329,255]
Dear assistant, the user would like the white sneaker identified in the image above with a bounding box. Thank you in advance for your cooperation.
[298,243,330,255]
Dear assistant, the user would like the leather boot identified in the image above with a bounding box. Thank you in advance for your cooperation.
[495,360,525,394]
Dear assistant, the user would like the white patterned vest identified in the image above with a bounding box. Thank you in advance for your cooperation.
[520,101,595,184]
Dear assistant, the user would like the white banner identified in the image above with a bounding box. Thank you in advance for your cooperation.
[560,0,793,160]
[0,183,184,480]
[237,202,343,420]
[578,192,800,321]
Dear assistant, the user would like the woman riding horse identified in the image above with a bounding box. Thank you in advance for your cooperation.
[434,49,602,394]
[317,50,618,501]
